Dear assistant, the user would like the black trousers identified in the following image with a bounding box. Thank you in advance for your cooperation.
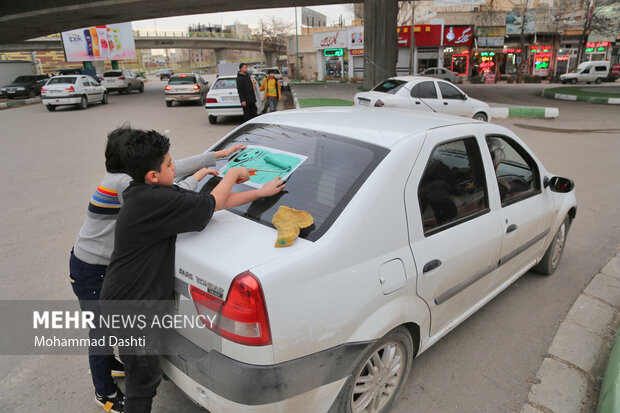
[119,351,162,413]
[242,102,257,122]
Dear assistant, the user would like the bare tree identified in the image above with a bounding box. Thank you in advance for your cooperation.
[252,16,294,65]
[576,0,620,62]
[509,0,530,82]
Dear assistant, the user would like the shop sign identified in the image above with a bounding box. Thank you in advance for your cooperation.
[530,45,552,53]
[397,25,442,47]
[350,49,364,56]
[485,73,496,84]
[348,27,364,50]
[477,26,506,37]
[478,36,504,47]
[585,41,609,52]
[324,48,343,57]
[503,48,523,54]
[313,29,347,49]
[444,26,473,46]
[533,52,552,70]
[612,64,620,76]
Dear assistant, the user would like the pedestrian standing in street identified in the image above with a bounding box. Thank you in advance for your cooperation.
[260,71,281,113]
[236,63,257,122]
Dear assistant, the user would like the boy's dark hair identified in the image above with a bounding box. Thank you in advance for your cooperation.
[105,125,132,173]
[120,129,170,183]
[239,62,247,69]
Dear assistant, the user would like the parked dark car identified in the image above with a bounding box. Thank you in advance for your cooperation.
[0,75,49,98]
[159,69,174,80]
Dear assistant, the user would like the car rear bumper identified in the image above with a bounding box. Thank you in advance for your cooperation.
[42,95,82,105]
[160,328,371,411]
[204,105,243,116]
[166,93,202,102]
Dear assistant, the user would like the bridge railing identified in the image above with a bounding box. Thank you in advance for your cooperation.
[133,30,258,40]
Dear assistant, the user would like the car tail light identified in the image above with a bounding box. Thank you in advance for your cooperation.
[374,99,385,107]
[165,85,170,91]
[193,84,200,90]
[41,87,47,93]
[65,86,75,92]
[205,98,217,103]
[190,271,272,346]
[117,77,125,80]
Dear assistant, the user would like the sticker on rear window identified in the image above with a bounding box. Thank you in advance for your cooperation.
[219,145,307,189]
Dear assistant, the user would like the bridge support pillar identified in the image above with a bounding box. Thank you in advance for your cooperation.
[265,52,276,67]
[214,48,226,64]
[111,60,119,70]
[363,0,399,89]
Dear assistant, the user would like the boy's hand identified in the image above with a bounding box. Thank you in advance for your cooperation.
[259,177,286,197]
[216,144,247,159]
[230,167,250,184]
[192,168,218,182]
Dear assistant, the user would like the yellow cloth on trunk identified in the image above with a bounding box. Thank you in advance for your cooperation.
[272,206,314,248]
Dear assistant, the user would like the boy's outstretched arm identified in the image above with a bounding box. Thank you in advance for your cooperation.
[220,177,285,210]
[210,167,285,211]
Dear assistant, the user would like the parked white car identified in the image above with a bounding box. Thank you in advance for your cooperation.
[101,70,144,94]
[560,61,610,84]
[41,75,108,111]
[161,107,576,413]
[204,75,265,124]
[354,76,491,121]
[164,73,209,107]
[419,67,462,84]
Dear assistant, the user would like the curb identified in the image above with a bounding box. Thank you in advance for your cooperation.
[541,90,620,105]
[290,86,300,109]
[490,106,559,119]
[0,96,41,109]
[521,249,620,413]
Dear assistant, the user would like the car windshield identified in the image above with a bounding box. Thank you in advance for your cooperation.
[168,76,197,85]
[264,69,281,75]
[372,79,407,94]
[197,123,388,241]
[253,73,266,83]
[13,76,36,83]
[47,77,77,85]
[211,79,237,89]
[103,71,123,77]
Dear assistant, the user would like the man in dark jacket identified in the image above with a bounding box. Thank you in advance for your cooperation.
[236,63,257,122]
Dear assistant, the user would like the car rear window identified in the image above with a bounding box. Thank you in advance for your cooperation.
[47,77,77,85]
[103,71,123,77]
[211,79,237,89]
[168,75,197,85]
[372,79,406,94]
[197,123,389,241]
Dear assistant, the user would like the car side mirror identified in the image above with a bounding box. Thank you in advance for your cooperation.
[461,94,468,100]
[546,176,574,193]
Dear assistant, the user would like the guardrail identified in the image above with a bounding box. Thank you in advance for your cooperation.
[133,31,257,40]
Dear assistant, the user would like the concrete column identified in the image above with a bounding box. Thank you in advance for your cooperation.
[363,0,399,89]
[265,51,276,67]
[111,60,119,70]
[214,48,226,64]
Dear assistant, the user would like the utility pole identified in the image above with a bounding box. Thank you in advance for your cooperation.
[295,7,300,80]
[516,0,528,83]
[409,1,416,75]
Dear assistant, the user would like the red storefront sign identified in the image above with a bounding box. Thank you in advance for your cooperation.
[444,26,473,46]
[350,49,364,56]
[613,64,620,76]
[397,25,442,47]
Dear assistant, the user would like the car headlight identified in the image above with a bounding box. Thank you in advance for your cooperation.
[16,87,25,91]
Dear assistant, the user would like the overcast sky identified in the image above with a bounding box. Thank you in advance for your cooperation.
[132,4,355,33]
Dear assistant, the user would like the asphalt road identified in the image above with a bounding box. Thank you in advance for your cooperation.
[0,78,619,413]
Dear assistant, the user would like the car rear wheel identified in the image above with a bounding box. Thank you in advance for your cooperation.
[595,78,603,84]
[79,96,88,110]
[208,115,217,124]
[166,101,172,107]
[102,92,109,104]
[570,79,577,84]
[339,326,413,413]
[139,83,144,93]
[45,105,55,112]
[533,215,570,275]
[473,112,488,122]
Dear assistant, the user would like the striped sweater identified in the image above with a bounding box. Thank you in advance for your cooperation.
[73,151,216,266]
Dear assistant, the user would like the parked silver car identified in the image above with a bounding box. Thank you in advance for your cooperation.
[101,70,144,94]
[165,73,209,107]
[420,67,462,84]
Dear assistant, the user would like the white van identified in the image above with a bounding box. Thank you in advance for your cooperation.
[560,61,610,84]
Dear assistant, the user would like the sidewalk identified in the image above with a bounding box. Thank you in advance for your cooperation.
[289,81,559,119]
[521,249,620,413]
[542,85,620,105]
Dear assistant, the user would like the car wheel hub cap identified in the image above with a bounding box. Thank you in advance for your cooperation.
[352,342,404,413]
[551,223,566,268]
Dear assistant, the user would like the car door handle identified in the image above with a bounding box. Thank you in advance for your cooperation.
[415,101,421,104]
[443,102,448,105]
[423,259,442,273]
[506,224,518,233]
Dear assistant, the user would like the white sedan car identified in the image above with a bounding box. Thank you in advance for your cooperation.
[204,75,265,124]
[161,107,576,413]
[354,76,491,121]
[41,75,108,111]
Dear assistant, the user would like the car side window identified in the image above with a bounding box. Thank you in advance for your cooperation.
[418,138,488,235]
[438,82,463,100]
[81,78,90,87]
[411,81,438,99]
[594,66,606,72]
[485,136,541,206]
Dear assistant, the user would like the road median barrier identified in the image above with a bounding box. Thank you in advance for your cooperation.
[542,85,620,105]
[0,96,41,109]
[490,106,559,119]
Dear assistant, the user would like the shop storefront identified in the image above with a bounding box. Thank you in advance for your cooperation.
[348,27,364,80]
[312,29,348,80]
[585,41,612,61]
[501,46,524,76]
[396,24,442,74]
[473,51,499,77]
[530,45,553,77]
[555,47,578,74]
[443,25,473,79]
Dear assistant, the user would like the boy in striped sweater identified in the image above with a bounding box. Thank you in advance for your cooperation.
[69,125,244,412]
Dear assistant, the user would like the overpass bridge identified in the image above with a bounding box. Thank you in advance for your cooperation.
[0,0,397,88]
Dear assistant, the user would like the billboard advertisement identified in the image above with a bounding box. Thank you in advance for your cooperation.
[61,23,136,62]
[506,12,535,35]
